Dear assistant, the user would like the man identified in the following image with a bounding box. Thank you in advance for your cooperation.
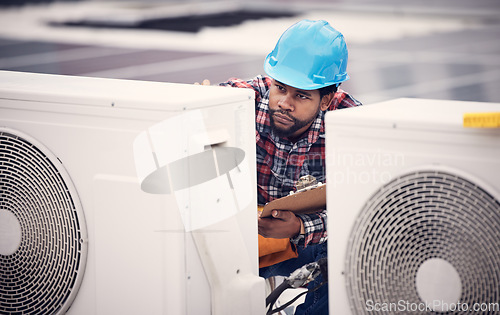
[220,19,361,314]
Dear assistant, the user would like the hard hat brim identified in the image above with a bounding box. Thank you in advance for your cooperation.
[264,55,349,90]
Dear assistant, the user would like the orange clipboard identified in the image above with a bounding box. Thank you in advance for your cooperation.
[259,184,326,218]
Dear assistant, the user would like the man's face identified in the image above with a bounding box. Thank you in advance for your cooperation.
[268,80,331,140]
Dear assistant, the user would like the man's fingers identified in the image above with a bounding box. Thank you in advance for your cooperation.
[272,210,295,220]
[258,213,302,239]
[194,79,211,86]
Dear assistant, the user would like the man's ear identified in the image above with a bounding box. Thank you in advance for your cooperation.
[320,93,334,111]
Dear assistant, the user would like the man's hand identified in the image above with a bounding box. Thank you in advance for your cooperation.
[194,79,211,86]
[258,210,302,239]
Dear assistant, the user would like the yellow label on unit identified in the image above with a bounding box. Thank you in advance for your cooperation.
[463,112,500,128]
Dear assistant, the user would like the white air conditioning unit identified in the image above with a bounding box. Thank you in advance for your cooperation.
[326,98,500,314]
[0,71,265,315]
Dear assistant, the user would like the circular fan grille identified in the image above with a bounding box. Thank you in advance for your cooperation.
[0,129,87,314]
[346,170,500,314]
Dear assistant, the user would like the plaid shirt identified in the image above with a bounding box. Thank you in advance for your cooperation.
[221,75,361,247]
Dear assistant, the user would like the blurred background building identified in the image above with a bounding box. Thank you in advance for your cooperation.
[1,0,499,104]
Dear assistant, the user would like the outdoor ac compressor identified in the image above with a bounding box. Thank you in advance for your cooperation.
[0,70,265,315]
[326,98,500,314]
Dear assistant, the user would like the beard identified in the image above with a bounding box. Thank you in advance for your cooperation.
[269,108,319,139]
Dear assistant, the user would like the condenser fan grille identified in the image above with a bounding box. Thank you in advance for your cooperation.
[0,129,87,314]
[346,170,500,314]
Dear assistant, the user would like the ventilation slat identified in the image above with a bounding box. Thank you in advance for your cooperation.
[0,129,87,315]
[346,170,500,314]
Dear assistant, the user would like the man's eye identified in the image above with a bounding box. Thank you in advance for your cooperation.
[298,94,309,100]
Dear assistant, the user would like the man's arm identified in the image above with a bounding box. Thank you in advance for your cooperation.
[292,210,327,247]
[258,209,327,248]
[329,88,362,110]
[219,76,272,106]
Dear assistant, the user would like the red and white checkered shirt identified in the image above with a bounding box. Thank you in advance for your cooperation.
[220,75,361,247]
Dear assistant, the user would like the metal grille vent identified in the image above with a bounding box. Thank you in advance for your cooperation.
[0,129,87,314]
[345,170,500,314]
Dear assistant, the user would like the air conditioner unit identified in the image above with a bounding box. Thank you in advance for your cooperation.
[0,70,265,315]
[325,98,500,314]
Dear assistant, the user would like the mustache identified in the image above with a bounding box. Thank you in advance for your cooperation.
[270,109,295,121]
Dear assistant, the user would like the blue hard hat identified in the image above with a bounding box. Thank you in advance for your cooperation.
[264,19,349,90]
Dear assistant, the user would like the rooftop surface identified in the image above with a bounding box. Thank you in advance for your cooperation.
[1,0,499,104]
